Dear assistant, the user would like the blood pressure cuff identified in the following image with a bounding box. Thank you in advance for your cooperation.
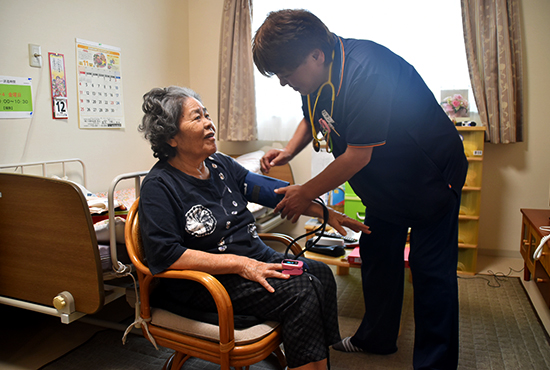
[243,171,289,209]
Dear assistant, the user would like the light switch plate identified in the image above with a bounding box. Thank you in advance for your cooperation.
[29,44,42,68]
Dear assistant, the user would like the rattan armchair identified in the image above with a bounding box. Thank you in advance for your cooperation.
[125,199,301,370]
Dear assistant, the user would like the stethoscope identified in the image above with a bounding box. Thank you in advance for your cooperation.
[307,37,345,153]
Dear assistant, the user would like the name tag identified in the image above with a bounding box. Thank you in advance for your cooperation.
[321,110,340,136]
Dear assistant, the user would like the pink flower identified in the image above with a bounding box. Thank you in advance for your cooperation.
[441,93,469,116]
[443,103,454,113]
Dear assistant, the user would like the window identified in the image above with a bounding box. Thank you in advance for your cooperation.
[252,0,474,140]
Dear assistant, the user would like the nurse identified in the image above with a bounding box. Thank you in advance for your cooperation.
[252,9,468,370]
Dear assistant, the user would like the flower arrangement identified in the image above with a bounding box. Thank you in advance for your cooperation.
[441,94,469,118]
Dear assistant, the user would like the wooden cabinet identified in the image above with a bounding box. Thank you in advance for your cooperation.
[520,209,550,307]
[457,126,486,273]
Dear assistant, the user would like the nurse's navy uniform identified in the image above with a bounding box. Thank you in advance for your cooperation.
[302,35,468,369]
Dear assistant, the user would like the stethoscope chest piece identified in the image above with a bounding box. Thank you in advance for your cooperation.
[312,139,320,152]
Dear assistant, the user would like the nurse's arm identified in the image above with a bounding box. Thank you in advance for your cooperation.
[307,145,372,195]
[261,118,312,173]
[274,146,373,222]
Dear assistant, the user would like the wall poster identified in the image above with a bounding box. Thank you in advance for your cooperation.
[75,38,124,129]
[0,76,33,119]
[49,53,68,119]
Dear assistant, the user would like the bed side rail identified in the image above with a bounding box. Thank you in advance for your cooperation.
[0,158,87,187]
[105,171,149,278]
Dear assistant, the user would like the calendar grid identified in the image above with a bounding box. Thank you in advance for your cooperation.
[76,39,125,129]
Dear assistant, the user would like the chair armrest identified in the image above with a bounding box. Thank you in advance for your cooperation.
[258,232,302,256]
[154,269,235,335]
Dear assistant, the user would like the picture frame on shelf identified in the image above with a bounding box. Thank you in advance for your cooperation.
[441,89,469,120]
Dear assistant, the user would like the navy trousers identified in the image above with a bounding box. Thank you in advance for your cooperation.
[351,196,460,370]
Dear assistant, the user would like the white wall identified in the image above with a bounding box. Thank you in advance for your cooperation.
[0,0,190,192]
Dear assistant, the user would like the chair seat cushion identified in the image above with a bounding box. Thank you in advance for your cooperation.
[151,294,263,329]
[151,308,280,345]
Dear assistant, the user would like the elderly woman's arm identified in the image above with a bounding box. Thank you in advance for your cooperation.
[168,249,289,293]
[242,171,369,236]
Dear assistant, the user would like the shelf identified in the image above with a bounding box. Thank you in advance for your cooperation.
[457,248,477,273]
[456,126,486,132]
[458,243,477,249]
[459,215,480,221]
[456,126,486,273]
[462,186,481,192]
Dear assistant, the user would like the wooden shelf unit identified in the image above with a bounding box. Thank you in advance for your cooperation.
[457,126,486,273]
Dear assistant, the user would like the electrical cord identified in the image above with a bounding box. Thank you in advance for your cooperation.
[457,267,524,288]
[461,225,548,288]
[283,197,329,260]
[20,73,43,163]
[281,197,332,368]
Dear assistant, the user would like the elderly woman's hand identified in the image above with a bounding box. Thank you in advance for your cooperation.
[169,250,291,293]
[239,259,290,293]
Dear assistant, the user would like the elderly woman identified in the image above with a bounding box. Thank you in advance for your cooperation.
[138,86,370,370]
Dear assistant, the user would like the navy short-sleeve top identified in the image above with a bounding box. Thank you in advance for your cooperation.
[302,35,468,226]
[139,153,276,276]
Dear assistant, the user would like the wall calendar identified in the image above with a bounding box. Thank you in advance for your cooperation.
[75,38,124,129]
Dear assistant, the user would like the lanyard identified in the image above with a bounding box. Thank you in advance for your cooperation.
[307,38,345,153]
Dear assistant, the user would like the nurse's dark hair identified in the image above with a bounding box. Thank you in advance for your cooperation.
[252,9,336,77]
[139,86,202,160]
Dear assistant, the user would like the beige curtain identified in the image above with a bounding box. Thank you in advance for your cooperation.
[461,0,524,143]
[217,0,257,141]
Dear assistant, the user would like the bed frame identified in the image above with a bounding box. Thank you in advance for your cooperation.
[0,159,147,323]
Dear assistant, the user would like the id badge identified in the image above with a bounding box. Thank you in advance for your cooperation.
[321,110,339,136]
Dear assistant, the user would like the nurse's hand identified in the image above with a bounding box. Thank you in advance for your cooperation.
[326,209,371,236]
[274,184,312,223]
[261,149,292,174]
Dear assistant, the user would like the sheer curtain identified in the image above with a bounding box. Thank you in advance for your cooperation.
[217,0,257,141]
[461,0,524,143]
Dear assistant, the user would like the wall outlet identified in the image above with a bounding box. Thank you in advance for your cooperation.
[28,44,42,68]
